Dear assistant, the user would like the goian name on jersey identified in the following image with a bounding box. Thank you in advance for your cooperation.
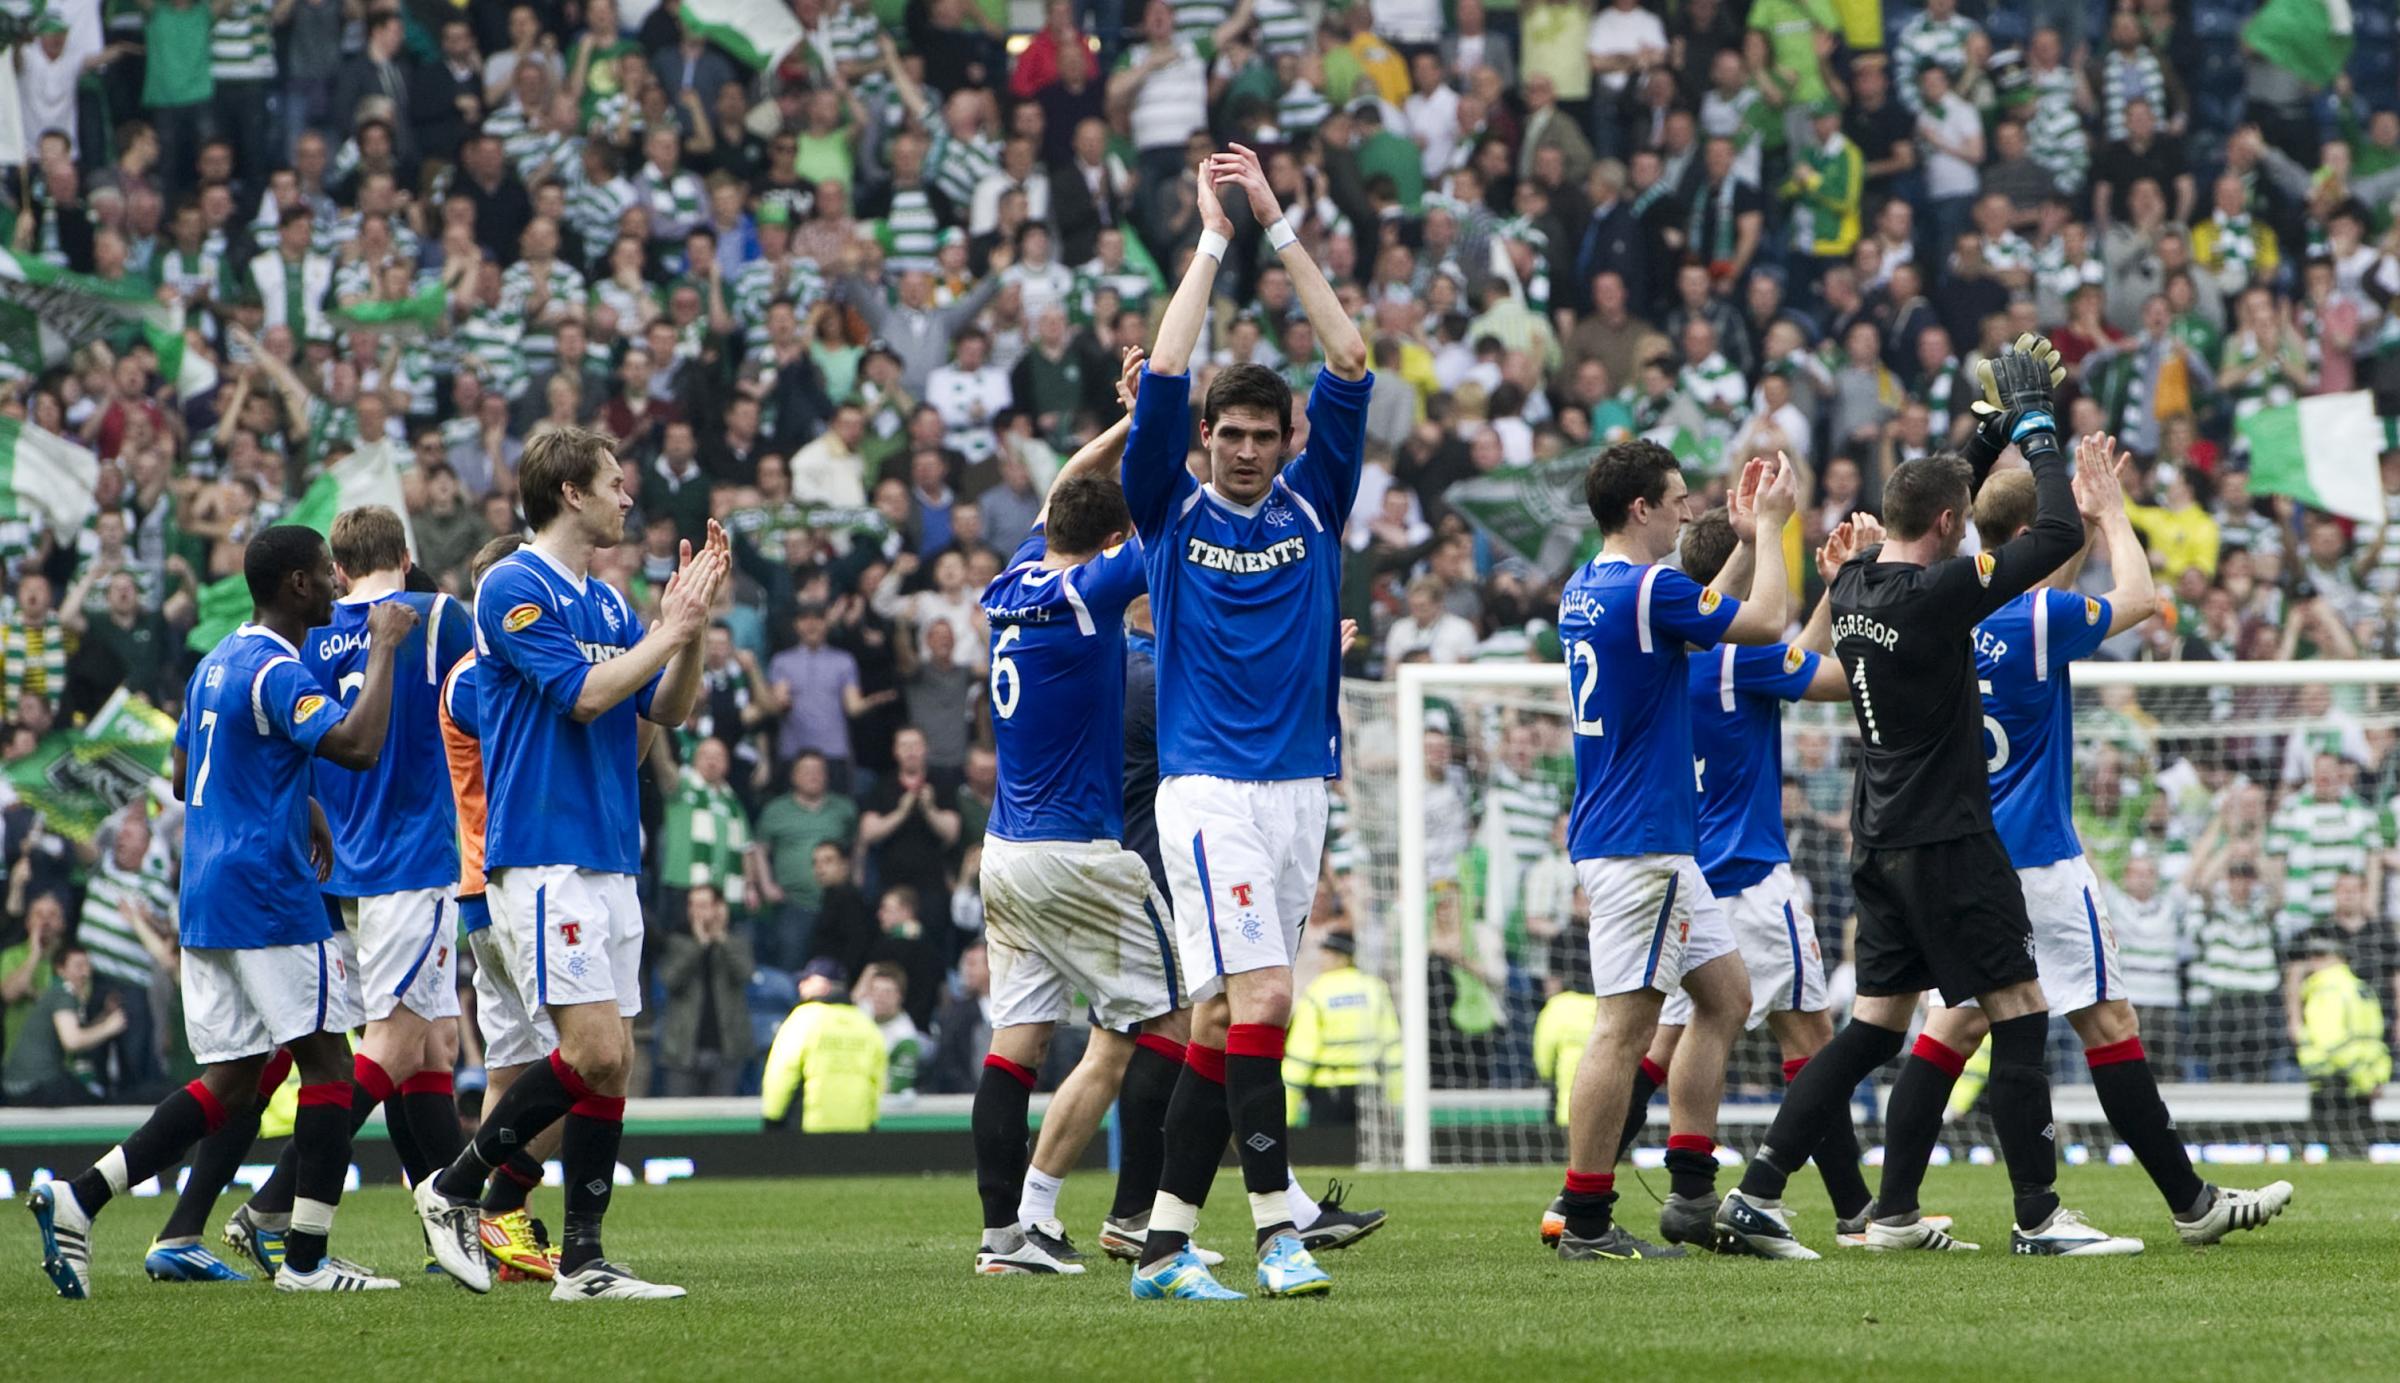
[982,525,1148,844]
[473,547,658,877]
[176,624,349,948]
[1120,366,1372,783]
[1976,588,2113,870]
[1689,642,1820,896]
[305,590,472,897]
[1562,555,1740,862]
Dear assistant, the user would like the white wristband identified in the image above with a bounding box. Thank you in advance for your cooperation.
[1266,218,1299,252]
[1195,228,1230,262]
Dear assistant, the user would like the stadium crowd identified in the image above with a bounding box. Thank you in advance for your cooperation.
[0,0,2390,1139]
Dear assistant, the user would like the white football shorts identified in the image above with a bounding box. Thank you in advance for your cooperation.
[1577,854,1739,999]
[467,906,556,1069]
[1661,864,1827,1028]
[980,835,1181,1031]
[490,864,646,1018]
[1933,856,2121,1015]
[343,887,462,1023]
[181,936,361,1066]
[1157,775,1329,1004]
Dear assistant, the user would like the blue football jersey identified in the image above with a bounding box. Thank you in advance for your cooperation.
[474,547,659,876]
[304,590,472,897]
[1121,366,1371,782]
[982,525,1149,843]
[1562,555,1741,861]
[175,624,348,949]
[1976,589,2113,869]
[1689,643,1820,896]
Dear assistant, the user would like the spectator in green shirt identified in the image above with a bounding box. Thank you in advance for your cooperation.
[1,898,65,1061]
[143,0,218,199]
[1,945,122,1105]
[750,751,861,970]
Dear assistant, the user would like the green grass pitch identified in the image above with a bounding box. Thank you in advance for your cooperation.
[12,1163,2399,1381]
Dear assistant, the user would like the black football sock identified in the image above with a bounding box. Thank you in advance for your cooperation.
[283,1083,355,1275]
[1874,1036,1967,1220]
[72,1078,230,1218]
[259,1053,395,1214]
[557,1094,626,1276]
[1783,1058,1872,1220]
[1738,1019,1904,1201]
[2086,1037,2207,1214]
[1111,1035,1183,1220]
[159,1105,262,1241]
[972,1055,1036,1233]
[1224,1024,1295,1248]
[1558,1169,1617,1240]
[401,1071,466,1172]
[1664,1134,1719,1200]
[1985,1012,2061,1230]
[1616,1056,1665,1162]
[1139,1045,1232,1268]
[480,1152,547,1216]
[437,1051,577,1201]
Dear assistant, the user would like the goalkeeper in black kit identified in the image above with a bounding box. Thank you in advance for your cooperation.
[1711,338,2146,1259]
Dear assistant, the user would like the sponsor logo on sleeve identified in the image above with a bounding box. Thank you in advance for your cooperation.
[293,694,327,724]
[502,602,542,633]
[2085,597,2102,625]
[1697,588,1722,614]
[1975,552,1997,587]
[1783,646,1806,674]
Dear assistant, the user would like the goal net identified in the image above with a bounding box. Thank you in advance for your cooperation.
[1332,660,2400,1171]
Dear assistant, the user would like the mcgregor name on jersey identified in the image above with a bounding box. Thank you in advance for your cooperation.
[1185,535,1308,573]
[1832,612,1898,650]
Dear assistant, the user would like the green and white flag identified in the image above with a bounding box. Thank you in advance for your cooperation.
[0,250,215,396]
[2243,0,2354,88]
[1446,453,1598,574]
[328,284,448,341]
[2240,390,2384,523]
[2,687,179,843]
[186,446,417,652]
[0,415,99,532]
[678,0,803,70]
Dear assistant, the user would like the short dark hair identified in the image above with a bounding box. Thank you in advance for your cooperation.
[1045,475,1133,556]
[469,533,525,586]
[1584,438,1681,533]
[329,505,408,577]
[244,524,328,605]
[1202,363,1292,438]
[1681,507,1738,585]
[1885,453,1974,541]
[518,425,615,533]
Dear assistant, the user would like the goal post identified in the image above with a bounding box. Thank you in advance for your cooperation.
[1341,658,2400,1173]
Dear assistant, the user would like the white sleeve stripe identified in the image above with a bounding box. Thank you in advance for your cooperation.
[1061,573,1097,636]
[1635,566,1660,654]
[1177,486,1207,519]
[1276,477,1325,533]
[1720,645,1737,712]
[251,654,299,735]
[426,594,450,685]
[2033,593,2051,682]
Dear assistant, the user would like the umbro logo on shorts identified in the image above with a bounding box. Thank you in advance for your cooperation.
[1246,1134,1277,1153]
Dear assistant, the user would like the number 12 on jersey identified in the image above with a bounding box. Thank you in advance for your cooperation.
[1568,639,1605,737]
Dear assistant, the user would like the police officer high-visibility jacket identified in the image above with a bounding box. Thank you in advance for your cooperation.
[2298,960,2392,1098]
[1284,965,1401,1095]
[761,999,889,1132]
[1531,989,1597,1126]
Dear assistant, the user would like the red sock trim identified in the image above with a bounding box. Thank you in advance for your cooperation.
[400,1070,455,1096]
[2084,1037,2147,1070]
[500,1161,542,1189]
[185,1078,228,1135]
[983,1053,1037,1090]
[1225,1022,1285,1060]
[1781,1056,1810,1083]
[256,1049,294,1098]
[1134,1033,1186,1063]
[1911,1034,1969,1079]
[351,1053,397,1105]
[569,1094,626,1122]
[298,1081,354,1110]
[1184,1042,1227,1085]
[1564,1170,1615,1196]
[1665,1133,1717,1156]
[547,1049,596,1102]
[1639,1056,1668,1085]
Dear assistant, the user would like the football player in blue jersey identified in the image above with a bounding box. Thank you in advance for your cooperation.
[1120,143,1370,1301]
[28,526,417,1297]
[1872,434,2294,1251]
[413,425,728,1301]
[1546,446,1798,1262]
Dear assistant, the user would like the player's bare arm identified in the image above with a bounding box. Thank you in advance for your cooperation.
[1144,179,1228,377]
[1214,144,1367,380]
[643,519,732,728]
[316,599,421,769]
[1706,457,1766,600]
[1718,452,1795,645]
[1800,514,1879,700]
[2072,433,2158,638]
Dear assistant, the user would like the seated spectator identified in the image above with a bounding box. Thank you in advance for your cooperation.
[857,960,928,1094]
[1,945,122,1105]
[921,940,993,1094]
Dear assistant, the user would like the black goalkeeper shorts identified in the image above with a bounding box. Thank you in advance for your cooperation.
[1851,832,2040,1006]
